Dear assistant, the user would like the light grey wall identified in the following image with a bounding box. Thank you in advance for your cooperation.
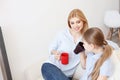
[0,0,119,80]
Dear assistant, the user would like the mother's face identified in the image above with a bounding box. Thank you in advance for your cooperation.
[69,17,83,33]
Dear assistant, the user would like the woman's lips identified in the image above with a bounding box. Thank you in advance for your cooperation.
[74,27,80,31]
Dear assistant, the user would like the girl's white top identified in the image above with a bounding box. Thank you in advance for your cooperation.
[80,52,113,80]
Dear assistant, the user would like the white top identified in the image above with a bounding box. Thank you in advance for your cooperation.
[47,28,82,77]
[80,52,113,80]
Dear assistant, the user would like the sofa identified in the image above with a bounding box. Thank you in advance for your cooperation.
[24,49,120,80]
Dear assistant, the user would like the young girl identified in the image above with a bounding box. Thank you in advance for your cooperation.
[81,27,113,80]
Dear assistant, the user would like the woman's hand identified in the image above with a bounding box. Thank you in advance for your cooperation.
[54,53,61,60]
[51,50,61,60]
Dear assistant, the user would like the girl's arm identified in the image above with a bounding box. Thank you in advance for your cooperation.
[80,52,86,69]
[97,75,107,80]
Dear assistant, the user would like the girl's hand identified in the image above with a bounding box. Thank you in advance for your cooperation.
[97,75,107,80]
[80,51,86,69]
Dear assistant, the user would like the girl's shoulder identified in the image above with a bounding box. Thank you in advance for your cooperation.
[102,58,112,67]
[100,58,113,77]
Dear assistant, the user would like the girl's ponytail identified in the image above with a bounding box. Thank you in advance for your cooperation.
[91,41,112,80]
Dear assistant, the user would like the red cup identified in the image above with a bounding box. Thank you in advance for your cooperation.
[60,52,69,65]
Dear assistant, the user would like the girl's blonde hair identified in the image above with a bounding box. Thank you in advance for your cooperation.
[68,9,88,35]
[83,27,112,80]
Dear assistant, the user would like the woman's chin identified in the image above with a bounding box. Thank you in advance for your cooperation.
[74,28,81,32]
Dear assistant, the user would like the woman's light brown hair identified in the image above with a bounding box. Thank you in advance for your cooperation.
[68,9,88,35]
[83,27,112,80]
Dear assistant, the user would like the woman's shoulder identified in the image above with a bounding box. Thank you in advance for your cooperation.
[56,28,69,36]
[53,28,68,39]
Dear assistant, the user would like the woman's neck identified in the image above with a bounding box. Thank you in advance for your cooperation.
[70,29,81,37]
[69,29,81,43]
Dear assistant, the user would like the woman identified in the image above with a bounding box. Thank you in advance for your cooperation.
[81,27,113,80]
[41,9,88,80]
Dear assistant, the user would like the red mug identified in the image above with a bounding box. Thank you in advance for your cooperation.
[60,52,69,65]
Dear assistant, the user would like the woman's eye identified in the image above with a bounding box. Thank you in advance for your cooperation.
[76,21,80,23]
[70,22,74,25]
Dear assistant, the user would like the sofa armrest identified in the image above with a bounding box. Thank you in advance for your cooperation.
[24,57,47,80]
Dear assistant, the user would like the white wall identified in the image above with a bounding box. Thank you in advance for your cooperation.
[0,0,119,80]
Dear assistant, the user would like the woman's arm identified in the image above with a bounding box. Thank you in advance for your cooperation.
[80,52,86,69]
[97,75,107,80]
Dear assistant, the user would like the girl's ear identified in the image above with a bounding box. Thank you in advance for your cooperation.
[90,43,95,49]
